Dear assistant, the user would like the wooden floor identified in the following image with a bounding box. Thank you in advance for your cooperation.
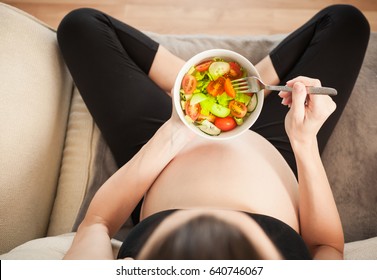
[3,0,377,35]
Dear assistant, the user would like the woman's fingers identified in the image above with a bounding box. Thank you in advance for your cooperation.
[280,77,323,107]
[279,77,336,122]
[278,90,292,106]
[287,76,321,87]
[289,82,307,120]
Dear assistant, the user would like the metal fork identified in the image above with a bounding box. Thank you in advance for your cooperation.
[231,76,337,96]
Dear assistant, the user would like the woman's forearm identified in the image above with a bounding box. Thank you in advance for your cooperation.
[280,77,341,259]
[64,119,194,259]
[293,139,344,257]
[91,119,194,235]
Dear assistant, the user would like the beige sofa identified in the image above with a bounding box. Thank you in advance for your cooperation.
[1,3,376,259]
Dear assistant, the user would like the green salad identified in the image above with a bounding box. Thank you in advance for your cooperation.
[180,58,258,136]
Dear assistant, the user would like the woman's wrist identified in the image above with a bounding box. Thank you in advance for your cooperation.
[290,136,319,160]
[158,118,196,154]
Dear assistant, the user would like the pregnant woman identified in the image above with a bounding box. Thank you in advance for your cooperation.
[56,5,370,259]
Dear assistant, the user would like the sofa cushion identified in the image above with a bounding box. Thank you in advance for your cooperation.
[344,237,377,260]
[320,35,377,242]
[47,88,99,236]
[0,3,73,254]
[0,233,122,260]
[0,233,375,260]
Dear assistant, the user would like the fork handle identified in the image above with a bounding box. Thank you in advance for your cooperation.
[265,85,337,96]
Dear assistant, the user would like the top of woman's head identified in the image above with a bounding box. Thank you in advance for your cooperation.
[136,210,282,260]
[142,214,263,260]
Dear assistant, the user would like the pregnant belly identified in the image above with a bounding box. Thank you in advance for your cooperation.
[141,131,300,231]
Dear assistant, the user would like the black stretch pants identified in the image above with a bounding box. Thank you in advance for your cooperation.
[57,4,370,224]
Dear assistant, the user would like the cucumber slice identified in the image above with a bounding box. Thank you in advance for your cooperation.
[209,61,230,80]
[184,115,194,124]
[247,94,258,112]
[190,93,207,105]
[234,117,243,126]
[198,120,221,136]
[211,103,230,118]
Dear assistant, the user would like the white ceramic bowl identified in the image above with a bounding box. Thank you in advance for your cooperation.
[173,49,264,140]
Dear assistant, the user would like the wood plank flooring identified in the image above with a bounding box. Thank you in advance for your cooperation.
[3,0,377,35]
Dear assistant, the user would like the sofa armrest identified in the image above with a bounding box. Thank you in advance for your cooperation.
[0,3,73,254]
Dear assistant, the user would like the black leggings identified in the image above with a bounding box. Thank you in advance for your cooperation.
[57,5,369,223]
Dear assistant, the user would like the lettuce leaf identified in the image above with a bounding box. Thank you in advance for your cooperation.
[217,92,233,107]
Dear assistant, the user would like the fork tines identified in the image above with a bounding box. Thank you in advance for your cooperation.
[231,77,251,93]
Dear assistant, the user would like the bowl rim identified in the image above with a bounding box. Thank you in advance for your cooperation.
[173,49,264,140]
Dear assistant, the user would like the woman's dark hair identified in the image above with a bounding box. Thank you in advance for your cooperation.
[143,215,263,259]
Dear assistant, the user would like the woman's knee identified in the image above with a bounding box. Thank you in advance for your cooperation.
[57,8,106,48]
[327,5,370,41]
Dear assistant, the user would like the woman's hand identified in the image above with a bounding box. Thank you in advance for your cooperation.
[279,76,336,149]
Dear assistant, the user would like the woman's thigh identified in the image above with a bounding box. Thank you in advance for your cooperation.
[57,8,171,167]
[253,4,370,175]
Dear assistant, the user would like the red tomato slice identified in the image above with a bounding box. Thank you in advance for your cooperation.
[215,116,237,132]
[224,78,236,98]
[195,60,212,72]
[229,100,247,118]
[182,74,197,95]
[228,62,243,79]
[207,77,225,96]
[185,99,201,121]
